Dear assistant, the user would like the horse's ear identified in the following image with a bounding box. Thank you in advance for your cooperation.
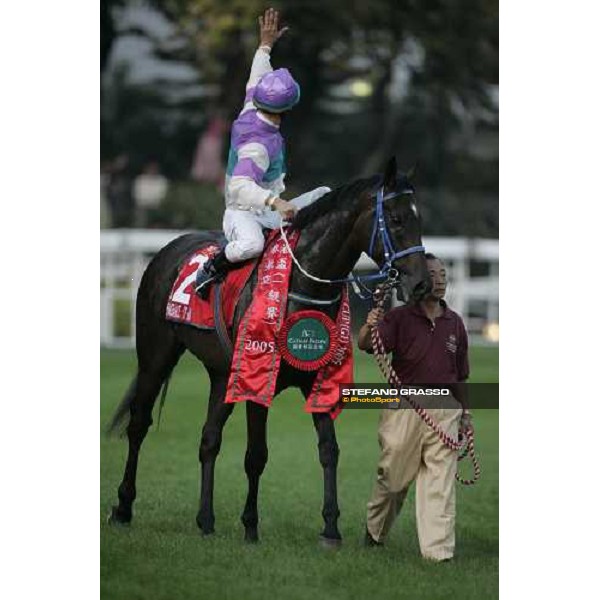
[383,156,397,189]
[406,162,418,182]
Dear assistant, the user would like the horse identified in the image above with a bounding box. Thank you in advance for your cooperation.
[107,156,431,546]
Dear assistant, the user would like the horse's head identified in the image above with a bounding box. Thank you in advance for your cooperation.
[356,156,432,302]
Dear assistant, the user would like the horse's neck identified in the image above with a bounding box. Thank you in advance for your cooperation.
[289,210,362,299]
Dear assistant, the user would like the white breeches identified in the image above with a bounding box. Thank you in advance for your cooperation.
[222,186,331,262]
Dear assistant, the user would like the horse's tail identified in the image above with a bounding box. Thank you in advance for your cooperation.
[105,371,173,436]
[106,375,138,436]
[156,372,172,431]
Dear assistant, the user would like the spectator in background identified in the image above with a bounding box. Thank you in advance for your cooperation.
[105,154,134,228]
[191,115,226,191]
[133,162,169,228]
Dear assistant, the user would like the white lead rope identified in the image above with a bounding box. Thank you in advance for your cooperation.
[279,222,340,285]
[278,222,380,299]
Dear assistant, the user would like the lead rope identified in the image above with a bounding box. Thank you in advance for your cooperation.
[370,284,481,486]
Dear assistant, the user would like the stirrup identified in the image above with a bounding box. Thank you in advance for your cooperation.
[195,276,215,292]
[195,269,217,298]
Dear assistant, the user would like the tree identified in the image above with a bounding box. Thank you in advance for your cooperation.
[102,0,498,236]
[101,0,127,73]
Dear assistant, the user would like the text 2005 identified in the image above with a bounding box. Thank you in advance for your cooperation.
[244,339,275,353]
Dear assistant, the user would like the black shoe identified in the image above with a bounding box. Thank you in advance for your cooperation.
[364,527,384,547]
[423,556,453,563]
[195,249,234,299]
[195,258,218,299]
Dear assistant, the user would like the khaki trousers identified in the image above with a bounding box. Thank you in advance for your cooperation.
[366,402,462,561]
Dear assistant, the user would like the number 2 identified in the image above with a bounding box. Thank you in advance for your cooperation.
[172,254,210,305]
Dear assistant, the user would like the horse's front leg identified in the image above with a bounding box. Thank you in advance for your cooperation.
[312,412,342,546]
[197,373,234,535]
[241,401,269,543]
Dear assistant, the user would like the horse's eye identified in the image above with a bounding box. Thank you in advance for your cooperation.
[390,215,403,225]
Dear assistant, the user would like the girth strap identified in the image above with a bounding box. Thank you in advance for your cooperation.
[213,283,233,362]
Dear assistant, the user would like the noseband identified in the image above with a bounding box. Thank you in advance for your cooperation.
[368,187,425,273]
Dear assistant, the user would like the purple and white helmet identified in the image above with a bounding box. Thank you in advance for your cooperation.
[253,68,301,114]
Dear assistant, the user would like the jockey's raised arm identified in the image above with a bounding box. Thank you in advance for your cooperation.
[242,8,288,103]
[228,9,291,211]
[225,43,274,212]
[228,45,275,212]
[245,46,273,97]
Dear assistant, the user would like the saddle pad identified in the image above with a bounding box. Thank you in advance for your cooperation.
[165,244,256,329]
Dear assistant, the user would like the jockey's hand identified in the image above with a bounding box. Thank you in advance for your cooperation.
[366,308,384,328]
[259,7,289,48]
[273,198,297,220]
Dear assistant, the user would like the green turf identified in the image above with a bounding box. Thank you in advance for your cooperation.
[101,345,498,600]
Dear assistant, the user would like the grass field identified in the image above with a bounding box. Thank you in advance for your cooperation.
[101,346,498,600]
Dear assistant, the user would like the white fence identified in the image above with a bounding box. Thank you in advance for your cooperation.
[100,229,498,348]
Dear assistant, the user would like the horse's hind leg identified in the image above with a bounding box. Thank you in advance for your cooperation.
[241,402,269,543]
[312,412,342,546]
[109,334,183,525]
[196,370,234,535]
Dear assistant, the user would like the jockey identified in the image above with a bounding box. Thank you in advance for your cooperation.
[196,8,331,296]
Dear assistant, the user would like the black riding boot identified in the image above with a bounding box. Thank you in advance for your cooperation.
[195,249,235,299]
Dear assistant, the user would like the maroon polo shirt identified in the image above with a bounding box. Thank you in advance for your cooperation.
[373,299,469,384]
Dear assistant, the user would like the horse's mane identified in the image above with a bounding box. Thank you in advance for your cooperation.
[291,175,380,230]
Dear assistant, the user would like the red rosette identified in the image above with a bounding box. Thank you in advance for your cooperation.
[277,310,338,371]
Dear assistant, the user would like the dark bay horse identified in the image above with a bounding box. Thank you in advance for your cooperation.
[107,156,430,546]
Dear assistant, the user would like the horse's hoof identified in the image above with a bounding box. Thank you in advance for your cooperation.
[196,514,215,536]
[244,529,259,544]
[107,506,131,526]
[319,534,342,549]
[198,521,215,536]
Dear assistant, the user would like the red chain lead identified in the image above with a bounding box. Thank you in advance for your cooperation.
[369,286,481,486]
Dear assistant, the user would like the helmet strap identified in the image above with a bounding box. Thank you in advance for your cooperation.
[257,110,282,126]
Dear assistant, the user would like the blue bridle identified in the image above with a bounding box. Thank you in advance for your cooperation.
[329,186,425,295]
[368,186,426,271]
